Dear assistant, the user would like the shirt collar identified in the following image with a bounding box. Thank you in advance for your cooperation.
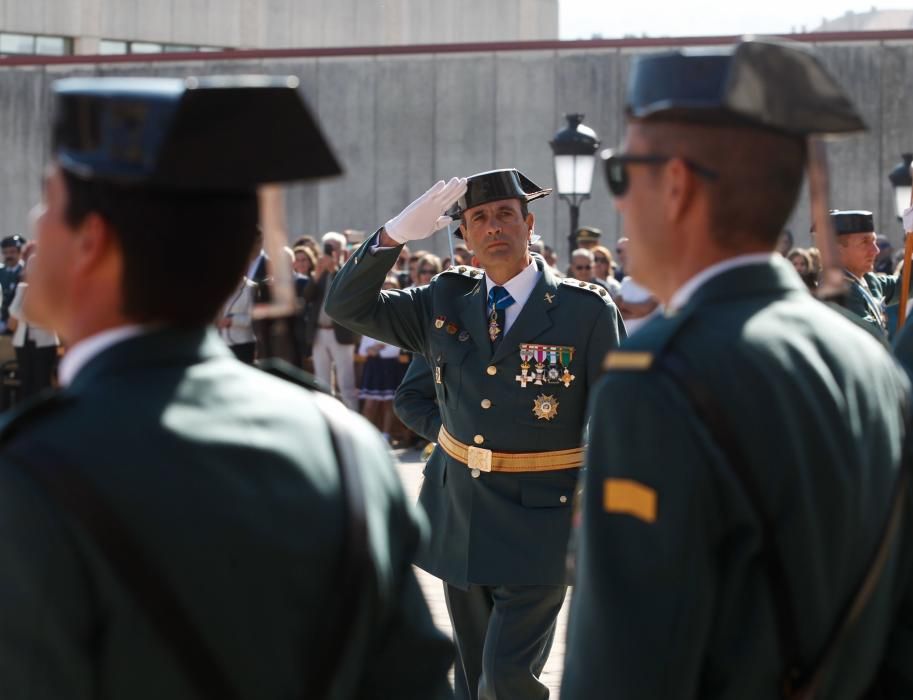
[667,253,778,313]
[58,324,149,387]
[485,258,540,308]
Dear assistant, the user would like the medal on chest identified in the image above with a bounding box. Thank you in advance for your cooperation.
[532,394,559,421]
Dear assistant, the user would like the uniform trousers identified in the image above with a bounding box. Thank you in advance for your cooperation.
[444,582,566,700]
[312,328,358,410]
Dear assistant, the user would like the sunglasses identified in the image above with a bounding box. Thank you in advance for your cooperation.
[594,257,608,264]
[573,264,592,270]
[603,150,719,197]
[418,268,436,274]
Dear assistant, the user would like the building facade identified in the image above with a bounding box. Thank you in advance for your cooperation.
[0,0,559,56]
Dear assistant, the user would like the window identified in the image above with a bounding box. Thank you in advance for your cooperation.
[0,32,71,55]
[99,39,128,55]
[130,42,163,53]
[0,32,35,54]
[35,36,68,55]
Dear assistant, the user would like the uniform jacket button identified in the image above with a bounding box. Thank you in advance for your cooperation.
[471,468,481,478]
[481,399,492,409]
[560,495,568,504]
[487,365,497,376]
[473,435,484,445]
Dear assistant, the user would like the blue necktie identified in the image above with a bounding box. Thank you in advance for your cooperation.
[487,286,515,346]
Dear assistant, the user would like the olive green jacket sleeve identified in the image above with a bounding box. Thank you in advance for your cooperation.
[325,234,431,354]
[393,355,442,443]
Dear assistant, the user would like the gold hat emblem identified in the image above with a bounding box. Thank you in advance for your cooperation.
[532,394,559,421]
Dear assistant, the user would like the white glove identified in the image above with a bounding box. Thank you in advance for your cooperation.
[384,177,467,244]
[903,205,913,233]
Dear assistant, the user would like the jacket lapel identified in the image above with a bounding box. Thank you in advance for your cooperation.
[490,261,558,365]
[457,278,492,364]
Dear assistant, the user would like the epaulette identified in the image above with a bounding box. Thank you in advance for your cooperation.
[560,277,611,300]
[440,265,485,281]
[0,391,71,445]
[602,351,655,372]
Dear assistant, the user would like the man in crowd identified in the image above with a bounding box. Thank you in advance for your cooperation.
[613,235,629,282]
[568,247,613,295]
[0,234,25,334]
[326,167,625,700]
[574,226,602,250]
[302,230,359,408]
[824,209,911,342]
[563,40,913,698]
[0,75,452,700]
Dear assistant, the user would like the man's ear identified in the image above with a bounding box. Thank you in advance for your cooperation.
[526,212,535,238]
[72,211,118,275]
[665,158,698,223]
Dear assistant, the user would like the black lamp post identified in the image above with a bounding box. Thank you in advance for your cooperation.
[550,114,600,253]
[888,153,913,223]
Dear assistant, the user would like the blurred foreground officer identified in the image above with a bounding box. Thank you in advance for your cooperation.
[326,169,625,699]
[0,77,452,700]
[563,40,913,699]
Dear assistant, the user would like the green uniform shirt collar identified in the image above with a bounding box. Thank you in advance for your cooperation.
[66,325,233,392]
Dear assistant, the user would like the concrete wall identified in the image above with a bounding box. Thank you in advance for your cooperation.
[2,38,912,266]
[0,0,559,52]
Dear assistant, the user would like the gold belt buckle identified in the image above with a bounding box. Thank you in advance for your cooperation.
[467,446,493,472]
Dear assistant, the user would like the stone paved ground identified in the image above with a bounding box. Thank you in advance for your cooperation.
[393,447,569,699]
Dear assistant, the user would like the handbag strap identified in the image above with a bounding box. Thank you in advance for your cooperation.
[14,386,370,700]
[657,352,910,699]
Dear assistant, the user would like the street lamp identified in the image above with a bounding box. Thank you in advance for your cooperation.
[550,113,600,253]
[888,153,913,222]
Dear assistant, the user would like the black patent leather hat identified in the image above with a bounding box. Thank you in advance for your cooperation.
[52,75,342,191]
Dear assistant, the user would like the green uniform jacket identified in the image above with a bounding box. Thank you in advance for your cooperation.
[563,257,913,699]
[326,237,625,587]
[0,327,453,700]
[394,354,442,443]
[837,270,909,341]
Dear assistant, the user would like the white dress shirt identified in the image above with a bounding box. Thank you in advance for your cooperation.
[58,325,147,387]
[667,253,777,313]
[8,283,59,348]
[484,258,541,335]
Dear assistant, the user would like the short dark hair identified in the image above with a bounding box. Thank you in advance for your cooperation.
[62,171,258,326]
[640,122,806,249]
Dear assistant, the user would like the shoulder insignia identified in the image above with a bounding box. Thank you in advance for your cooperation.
[560,277,607,299]
[603,351,654,371]
[441,265,484,281]
[0,391,71,445]
[603,478,657,524]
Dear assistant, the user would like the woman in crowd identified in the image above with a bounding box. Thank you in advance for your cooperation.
[358,274,408,443]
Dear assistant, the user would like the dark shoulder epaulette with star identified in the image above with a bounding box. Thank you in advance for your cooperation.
[560,277,612,301]
[0,391,72,446]
[439,265,485,281]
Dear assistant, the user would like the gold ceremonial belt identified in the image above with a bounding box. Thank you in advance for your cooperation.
[437,426,584,473]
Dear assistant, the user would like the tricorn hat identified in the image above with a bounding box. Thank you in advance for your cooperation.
[830,210,875,235]
[52,75,342,191]
[448,168,551,219]
[624,39,866,137]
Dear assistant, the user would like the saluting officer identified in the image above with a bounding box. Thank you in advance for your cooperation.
[0,77,453,699]
[326,168,625,699]
[563,40,913,698]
